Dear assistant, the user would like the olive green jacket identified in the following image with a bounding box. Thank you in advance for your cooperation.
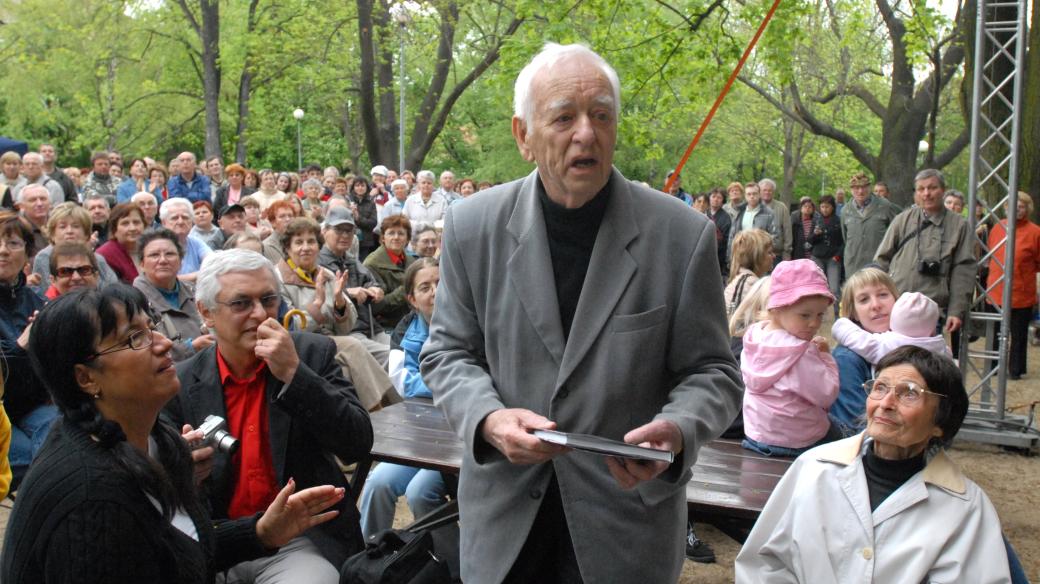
[874,205,976,319]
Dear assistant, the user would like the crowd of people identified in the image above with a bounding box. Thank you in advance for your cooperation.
[0,40,1037,584]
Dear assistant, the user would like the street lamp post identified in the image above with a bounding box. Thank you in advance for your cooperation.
[395,6,411,173]
[293,108,305,171]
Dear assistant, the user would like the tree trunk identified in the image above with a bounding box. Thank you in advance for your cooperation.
[374,1,398,167]
[234,66,253,164]
[199,0,222,159]
[1019,1,1040,215]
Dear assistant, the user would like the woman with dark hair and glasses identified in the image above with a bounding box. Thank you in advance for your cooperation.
[737,346,1014,582]
[1,285,346,583]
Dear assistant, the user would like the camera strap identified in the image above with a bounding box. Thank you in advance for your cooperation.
[892,215,931,259]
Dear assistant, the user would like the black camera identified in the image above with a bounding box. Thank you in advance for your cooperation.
[918,259,942,276]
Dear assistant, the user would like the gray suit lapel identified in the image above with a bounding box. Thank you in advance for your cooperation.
[507,172,566,367]
[557,171,638,388]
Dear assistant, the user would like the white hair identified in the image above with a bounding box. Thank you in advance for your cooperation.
[513,43,621,128]
[390,178,408,190]
[439,170,454,179]
[758,178,777,191]
[196,249,280,309]
[21,152,43,165]
[130,191,156,205]
[15,183,49,204]
[302,178,323,191]
[416,170,435,183]
[159,197,193,221]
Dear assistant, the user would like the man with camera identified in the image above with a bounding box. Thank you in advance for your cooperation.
[874,168,976,335]
[165,249,372,584]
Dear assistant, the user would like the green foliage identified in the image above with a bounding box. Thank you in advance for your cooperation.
[0,0,970,195]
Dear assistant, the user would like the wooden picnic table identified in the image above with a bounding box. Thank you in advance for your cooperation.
[351,400,792,541]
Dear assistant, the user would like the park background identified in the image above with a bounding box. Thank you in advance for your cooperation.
[0,0,1038,212]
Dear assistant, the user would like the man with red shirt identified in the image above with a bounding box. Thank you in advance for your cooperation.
[166,249,372,583]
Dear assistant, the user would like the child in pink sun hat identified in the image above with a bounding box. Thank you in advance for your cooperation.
[741,259,842,457]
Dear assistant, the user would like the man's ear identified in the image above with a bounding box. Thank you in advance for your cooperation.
[512,117,534,163]
[197,300,215,329]
[73,363,99,396]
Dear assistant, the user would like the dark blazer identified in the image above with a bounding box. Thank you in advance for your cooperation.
[165,332,373,568]
[212,185,257,213]
[1,418,267,584]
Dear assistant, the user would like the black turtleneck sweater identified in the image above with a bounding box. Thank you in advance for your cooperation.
[862,445,926,511]
[537,180,611,340]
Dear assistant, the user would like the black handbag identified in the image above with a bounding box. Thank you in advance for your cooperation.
[339,500,458,584]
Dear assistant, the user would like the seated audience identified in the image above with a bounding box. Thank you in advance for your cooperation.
[411,225,440,259]
[0,211,54,489]
[45,243,101,299]
[262,200,297,265]
[212,163,256,212]
[276,219,397,410]
[217,203,248,240]
[2,286,345,583]
[158,198,210,280]
[240,195,272,240]
[96,203,146,284]
[223,231,263,253]
[133,229,213,362]
[165,251,373,583]
[403,170,446,230]
[31,202,118,288]
[359,258,455,546]
[15,184,51,256]
[741,259,840,457]
[132,190,162,229]
[190,200,224,251]
[83,194,111,247]
[736,346,1010,582]
[364,215,416,330]
[347,176,378,260]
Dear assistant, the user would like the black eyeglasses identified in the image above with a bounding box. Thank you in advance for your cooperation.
[215,293,281,314]
[55,265,98,278]
[85,322,160,361]
[862,379,945,406]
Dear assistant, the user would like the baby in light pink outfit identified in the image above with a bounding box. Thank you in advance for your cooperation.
[741,260,841,457]
[832,292,952,364]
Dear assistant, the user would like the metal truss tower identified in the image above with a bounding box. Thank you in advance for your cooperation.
[960,0,1037,449]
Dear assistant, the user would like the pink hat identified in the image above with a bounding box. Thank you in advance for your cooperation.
[891,292,940,338]
[767,259,835,309]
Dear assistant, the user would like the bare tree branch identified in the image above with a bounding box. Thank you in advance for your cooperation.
[933,127,971,168]
[814,84,887,117]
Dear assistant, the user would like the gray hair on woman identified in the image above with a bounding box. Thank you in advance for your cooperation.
[416,170,435,183]
[195,249,279,309]
[301,178,323,192]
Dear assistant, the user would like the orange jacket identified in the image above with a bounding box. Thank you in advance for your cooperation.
[987,218,1040,308]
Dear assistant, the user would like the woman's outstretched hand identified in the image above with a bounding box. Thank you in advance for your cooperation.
[255,478,345,549]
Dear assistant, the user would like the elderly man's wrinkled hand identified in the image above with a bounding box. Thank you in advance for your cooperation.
[605,419,683,490]
[481,408,568,465]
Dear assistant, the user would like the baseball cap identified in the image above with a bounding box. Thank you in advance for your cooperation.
[217,203,245,220]
[370,165,389,177]
[323,206,356,228]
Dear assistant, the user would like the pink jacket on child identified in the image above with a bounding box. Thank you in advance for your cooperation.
[741,321,840,448]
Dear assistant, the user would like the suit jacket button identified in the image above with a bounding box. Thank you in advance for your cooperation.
[861,547,873,560]
[529,488,542,499]
[557,388,569,400]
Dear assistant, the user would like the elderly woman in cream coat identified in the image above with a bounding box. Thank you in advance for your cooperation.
[736,346,1010,583]
[276,217,397,410]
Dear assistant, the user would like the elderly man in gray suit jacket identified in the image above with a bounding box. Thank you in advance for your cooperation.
[421,43,743,584]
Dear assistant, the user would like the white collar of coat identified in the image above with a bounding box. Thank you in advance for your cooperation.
[814,432,967,495]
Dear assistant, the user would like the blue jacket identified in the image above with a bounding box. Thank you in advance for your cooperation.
[390,311,432,399]
[167,173,212,203]
[0,274,48,420]
[828,344,871,435]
